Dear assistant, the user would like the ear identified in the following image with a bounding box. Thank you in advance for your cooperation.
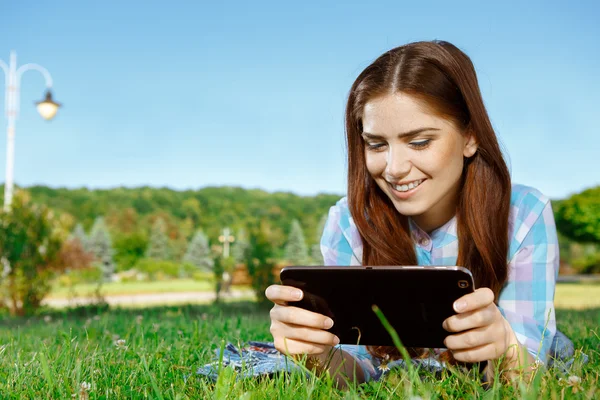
[463,134,478,158]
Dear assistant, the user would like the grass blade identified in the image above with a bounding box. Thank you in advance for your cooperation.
[372,305,420,390]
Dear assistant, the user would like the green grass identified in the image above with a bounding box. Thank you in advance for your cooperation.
[48,279,250,299]
[555,282,600,309]
[1,282,598,398]
[0,299,597,399]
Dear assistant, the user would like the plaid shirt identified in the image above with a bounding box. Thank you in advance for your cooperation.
[320,184,559,381]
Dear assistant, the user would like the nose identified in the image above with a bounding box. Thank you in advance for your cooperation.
[384,145,411,180]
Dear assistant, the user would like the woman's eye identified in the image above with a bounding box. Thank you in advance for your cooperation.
[409,139,430,149]
[366,143,386,151]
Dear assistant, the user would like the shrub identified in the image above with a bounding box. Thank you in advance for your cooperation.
[133,258,183,281]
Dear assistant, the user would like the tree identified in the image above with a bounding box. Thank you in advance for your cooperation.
[70,223,89,252]
[232,228,250,265]
[146,218,170,260]
[0,191,66,315]
[183,230,214,272]
[113,231,148,271]
[311,213,328,265]
[246,221,277,303]
[284,220,308,265]
[555,186,600,243]
[88,217,116,282]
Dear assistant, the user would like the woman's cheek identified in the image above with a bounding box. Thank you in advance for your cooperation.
[365,153,386,176]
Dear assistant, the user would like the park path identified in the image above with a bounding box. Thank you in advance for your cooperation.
[43,289,256,308]
[42,275,598,308]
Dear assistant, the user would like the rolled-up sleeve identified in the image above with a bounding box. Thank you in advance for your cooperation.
[499,200,559,363]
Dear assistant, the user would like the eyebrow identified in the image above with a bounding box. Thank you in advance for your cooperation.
[361,127,440,140]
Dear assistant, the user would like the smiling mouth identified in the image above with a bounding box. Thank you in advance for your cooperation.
[388,179,425,193]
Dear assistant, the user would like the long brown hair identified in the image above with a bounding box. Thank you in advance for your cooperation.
[345,41,511,360]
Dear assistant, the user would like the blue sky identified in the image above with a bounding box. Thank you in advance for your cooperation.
[0,0,598,199]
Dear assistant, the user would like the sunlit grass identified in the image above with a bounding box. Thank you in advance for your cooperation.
[1,282,597,398]
[48,278,251,299]
[0,300,597,399]
[555,282,600,309]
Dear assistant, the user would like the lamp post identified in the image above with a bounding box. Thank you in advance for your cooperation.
[0,50,61,211]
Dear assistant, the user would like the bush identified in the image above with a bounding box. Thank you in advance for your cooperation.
[572,252,600,274]
[132,258,184,281]
[57,267,104,286]
[0,192,67,316]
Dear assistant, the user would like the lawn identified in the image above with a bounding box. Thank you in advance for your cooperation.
[0,287,597,398]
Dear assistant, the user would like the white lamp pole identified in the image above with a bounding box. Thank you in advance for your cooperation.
[0,50,61,211]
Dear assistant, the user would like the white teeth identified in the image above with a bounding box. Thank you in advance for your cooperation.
[393,179,423,192]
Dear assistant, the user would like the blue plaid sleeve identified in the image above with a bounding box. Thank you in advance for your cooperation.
[499,185,559,364]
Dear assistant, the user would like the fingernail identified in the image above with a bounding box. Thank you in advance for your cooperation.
[291,290,302,300]
[324,318,334,329]
[454,300,466,312]
[333,336,340,345]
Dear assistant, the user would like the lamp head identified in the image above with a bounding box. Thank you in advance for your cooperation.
[36,90,61,121]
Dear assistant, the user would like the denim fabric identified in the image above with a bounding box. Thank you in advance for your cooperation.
[196,330,587,381]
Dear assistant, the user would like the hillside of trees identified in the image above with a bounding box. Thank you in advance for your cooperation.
[1,184,341,257]
[2,183,598,273]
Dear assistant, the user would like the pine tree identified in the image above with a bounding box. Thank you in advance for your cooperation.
[88,217,116,282]
[311,213,328,264]
[183,230,214,272]
[284,219,308,265]
[146,218,170,260]
[232,228,250,265]
[70,223,89,252]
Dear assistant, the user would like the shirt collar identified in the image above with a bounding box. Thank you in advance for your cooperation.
[409,215,458,249]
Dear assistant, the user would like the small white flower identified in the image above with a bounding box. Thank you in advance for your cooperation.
[377,362,390,373]
[43,315,52,323]
[152,323,160,332]
[532,359,544,369]
[177,330,183,336]
[559,375,583,393]
[80,382,91,391]
[93,315,101,321]
[114,339,127,349]
[136,315,143,324]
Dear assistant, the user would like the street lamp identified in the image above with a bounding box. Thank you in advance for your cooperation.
[0,50,61,211]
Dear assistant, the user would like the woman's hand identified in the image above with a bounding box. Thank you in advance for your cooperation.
[265,284,340,357]
[442,288,520,363]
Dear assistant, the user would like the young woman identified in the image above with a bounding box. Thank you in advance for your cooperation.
[265,40,561,384]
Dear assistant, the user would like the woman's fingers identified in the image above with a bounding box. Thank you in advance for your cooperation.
[270,320,340,347]
[443,303,498,332]
[273,337,331,356]
[270,304,334,330]
[450,342,499,363]
[451,287,495,314]
[443,325,501,350]
[265,284,303,305]
[266,285,339,357]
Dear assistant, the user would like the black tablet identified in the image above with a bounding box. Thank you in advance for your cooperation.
[279,266,475,348]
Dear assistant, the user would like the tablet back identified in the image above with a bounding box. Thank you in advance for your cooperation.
[280,266,474,348]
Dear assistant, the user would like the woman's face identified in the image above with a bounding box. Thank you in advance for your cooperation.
[362,92,477,232]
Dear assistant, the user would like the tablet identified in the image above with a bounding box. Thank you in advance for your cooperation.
[279,266,475,348]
